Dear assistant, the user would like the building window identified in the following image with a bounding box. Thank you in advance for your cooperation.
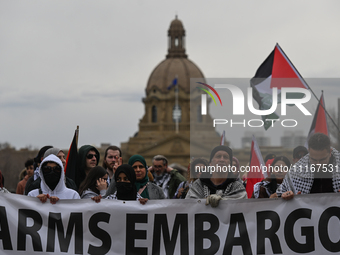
[152,106,157,123]
[173,105,181,122]
[197,105,202,123]
[175,37,179,47]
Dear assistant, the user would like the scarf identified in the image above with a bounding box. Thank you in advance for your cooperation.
[115,164,137,200]
[128,155,150,199]
[154,173,171,198]
[253,179,279,198]
[201,177,237,195]
[277,148,340,196]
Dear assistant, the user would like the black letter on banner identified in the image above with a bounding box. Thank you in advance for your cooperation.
[46,212,83,254]
[126,214,147,255]
[257,210,282,254]
[195,213,220,255]
[88,212,111,255]
[319,207,340,252]
[223,213,252,255]
[284,208,314,253]
[0,206,13,250]
[152,214,188,255]
[17,209,43,251]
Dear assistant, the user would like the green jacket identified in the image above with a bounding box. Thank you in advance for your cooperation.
[168,169,186,199]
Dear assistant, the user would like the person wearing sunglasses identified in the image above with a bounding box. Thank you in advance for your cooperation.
[75,145,100,189]
[28,154,80,203]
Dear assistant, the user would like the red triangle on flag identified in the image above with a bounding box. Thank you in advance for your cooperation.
[270,45,308,89]
[272,46,298,79]
[314,95,328,134]
[305,93,328,148]
[245,136,266,198]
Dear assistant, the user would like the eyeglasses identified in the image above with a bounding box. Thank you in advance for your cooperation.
[87,154,98,160]
[153,164,164,169]
[42,165,61,174]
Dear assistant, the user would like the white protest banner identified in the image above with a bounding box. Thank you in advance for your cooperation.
[1,192,340,255]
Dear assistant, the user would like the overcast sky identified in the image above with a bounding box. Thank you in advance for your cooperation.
[1,0,339,150]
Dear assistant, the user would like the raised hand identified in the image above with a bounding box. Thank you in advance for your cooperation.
[96,178,108,191]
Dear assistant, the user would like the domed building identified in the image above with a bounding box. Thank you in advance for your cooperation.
[121,16,221,166]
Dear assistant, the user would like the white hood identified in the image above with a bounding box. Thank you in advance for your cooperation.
[39,154,66,196]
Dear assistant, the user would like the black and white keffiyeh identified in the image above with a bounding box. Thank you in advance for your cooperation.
[154,172,171,198]
[253,180,280,198]
[0,187,10,193]
[276,148,340,196]
[186,179,247,200]
[106,191,142,201]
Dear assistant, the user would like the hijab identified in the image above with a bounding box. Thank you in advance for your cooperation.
[128,155,149,199]
[114,164,137,200]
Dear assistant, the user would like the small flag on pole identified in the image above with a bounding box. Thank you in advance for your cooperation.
[65,128,79,185]
[251,43,309,130]
[167,77,178,90]
[305,92,328,147]
[220,130,225,145]
[246,135,266,198]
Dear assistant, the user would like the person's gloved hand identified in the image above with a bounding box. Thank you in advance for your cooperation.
[205,194,222,207]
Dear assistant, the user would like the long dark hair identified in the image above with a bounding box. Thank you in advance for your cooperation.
[0,170,3,188]
[78,166,107,196]
[271,156,291,168]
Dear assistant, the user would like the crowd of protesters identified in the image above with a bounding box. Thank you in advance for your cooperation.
[1,133,339,208]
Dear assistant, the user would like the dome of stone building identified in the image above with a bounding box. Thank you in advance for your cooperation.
[146,16,204,94]
[121,16,221,167]
[169,18,184,31]
[146,58,204,94]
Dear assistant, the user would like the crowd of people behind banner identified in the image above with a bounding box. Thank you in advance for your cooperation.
[1,132,339,208]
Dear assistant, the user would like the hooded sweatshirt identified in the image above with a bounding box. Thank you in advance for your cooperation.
[76,145,100,188]
[28,155,80,199]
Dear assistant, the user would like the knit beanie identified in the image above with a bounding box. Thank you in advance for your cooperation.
[44,148,63,158]
[209,145,233,163]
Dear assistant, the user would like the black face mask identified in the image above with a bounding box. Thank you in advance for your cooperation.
[43,171,61,191]
[116,182,136,200]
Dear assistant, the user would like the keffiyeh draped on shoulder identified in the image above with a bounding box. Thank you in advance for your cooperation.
[185,179,247,200]
[277,148,340,196]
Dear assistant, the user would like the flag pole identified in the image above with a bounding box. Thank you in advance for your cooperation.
[277,43,340,133]
[220,130,225,145]
[76,125,79,147]
[175,85,179,134]
[175,76,179,134]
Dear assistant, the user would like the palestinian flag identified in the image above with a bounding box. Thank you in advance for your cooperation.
[245,135,267,198]
[65,129,78,183]
[251,43,309,129]
[220,130,225,145]
[305,93,328,147]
